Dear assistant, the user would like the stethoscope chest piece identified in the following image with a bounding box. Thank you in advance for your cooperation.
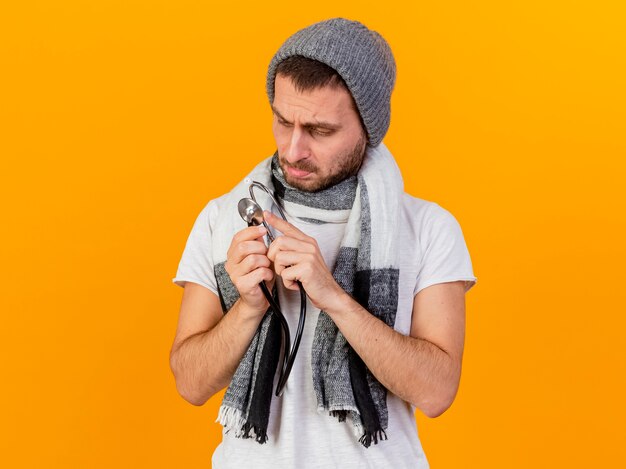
[237,197,276,243]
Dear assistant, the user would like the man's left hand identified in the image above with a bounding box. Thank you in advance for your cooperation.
[264,210,346,312]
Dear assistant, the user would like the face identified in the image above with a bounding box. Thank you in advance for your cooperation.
[272,74,367,192]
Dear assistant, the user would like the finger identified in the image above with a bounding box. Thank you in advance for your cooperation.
[280,265,305,290]
[230,253,271,278]
[228,239,269,265]
[267,235,316,261]
[236,267,274,294]
[273,251,313,276]
[232,225,268,246]
[263,211,310,242]
[229,254,271,277]
[241,254,271,275]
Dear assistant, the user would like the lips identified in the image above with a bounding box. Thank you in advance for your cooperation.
[286,166,312,178]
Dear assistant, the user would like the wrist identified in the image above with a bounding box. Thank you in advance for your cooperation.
[233,298,267,323]
[324,288,359,319]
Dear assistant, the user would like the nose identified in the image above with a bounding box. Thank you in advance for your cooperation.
[284,127,311,164]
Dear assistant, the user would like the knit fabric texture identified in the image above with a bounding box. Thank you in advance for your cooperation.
[266,18,396,147]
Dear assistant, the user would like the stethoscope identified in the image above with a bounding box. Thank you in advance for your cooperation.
[237,179,307,397]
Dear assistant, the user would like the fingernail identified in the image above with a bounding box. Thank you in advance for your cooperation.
[258,226,267,234]
[263,210,272,219]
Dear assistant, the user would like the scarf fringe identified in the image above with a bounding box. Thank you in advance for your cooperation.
[318,404,362,431]
[359,429,388,448]
[241,422,269,444]
[216,405,247,436]
[217,405,269,444]
[327,408,388,447]
[320,405,385,443]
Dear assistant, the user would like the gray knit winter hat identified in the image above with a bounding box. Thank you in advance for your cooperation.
[266,18,396,147]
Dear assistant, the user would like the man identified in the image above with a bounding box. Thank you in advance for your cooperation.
[170,18,477,468]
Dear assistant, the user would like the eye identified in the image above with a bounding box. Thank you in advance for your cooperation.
[311,128,333,137]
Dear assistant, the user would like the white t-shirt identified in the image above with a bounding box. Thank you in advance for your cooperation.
[173,192,477,469]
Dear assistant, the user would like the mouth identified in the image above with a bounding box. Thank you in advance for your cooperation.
[285,165,313,178]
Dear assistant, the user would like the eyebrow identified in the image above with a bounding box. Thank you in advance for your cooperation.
[271,105,341,131]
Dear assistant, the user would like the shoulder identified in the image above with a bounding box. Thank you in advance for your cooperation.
[400,193,462,237]
[194,193,232,230]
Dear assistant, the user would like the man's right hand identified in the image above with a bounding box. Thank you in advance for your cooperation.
[224,225,276,316]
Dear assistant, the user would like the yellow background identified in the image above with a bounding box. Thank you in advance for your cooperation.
[1,1,625,467]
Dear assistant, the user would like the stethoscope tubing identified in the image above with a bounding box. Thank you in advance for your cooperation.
[246,181,307,397]
[256,276,306,397]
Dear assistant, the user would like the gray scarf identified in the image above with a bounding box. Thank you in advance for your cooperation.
[212,143,403,447]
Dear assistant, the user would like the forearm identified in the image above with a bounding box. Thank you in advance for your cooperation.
[326,293,460,418]
[170,299,264,406]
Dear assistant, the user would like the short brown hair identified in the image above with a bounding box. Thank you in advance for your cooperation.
[275,55,348,93]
